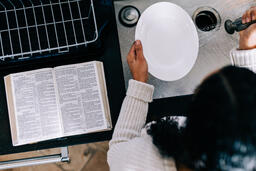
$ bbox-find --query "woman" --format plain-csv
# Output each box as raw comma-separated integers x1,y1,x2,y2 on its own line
108,7,256,171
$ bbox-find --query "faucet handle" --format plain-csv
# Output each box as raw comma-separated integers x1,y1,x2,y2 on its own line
225,17,256,34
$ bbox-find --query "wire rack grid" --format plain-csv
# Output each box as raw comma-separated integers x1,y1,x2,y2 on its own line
0,0,98,61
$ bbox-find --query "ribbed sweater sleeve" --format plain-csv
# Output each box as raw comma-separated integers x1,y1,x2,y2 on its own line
107,80,178,171
230,48,256,72
109,79,154,146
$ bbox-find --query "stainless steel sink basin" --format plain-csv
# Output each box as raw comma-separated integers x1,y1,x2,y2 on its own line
114,0,255,99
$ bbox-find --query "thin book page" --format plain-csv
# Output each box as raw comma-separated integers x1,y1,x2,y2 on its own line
54,63,86,136
93,62,108,131
9,68,62,146
97,62,112,128
52,70,65,137
54,61,109,137
4,75,19,145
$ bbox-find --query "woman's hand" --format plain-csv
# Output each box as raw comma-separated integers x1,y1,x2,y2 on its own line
239,7,256,50
127,40,148,83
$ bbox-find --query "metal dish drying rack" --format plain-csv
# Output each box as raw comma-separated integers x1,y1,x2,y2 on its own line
0,0,98,61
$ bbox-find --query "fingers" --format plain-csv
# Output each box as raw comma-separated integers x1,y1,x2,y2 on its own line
127,40,145,63
242,13,246,24
242,7,256,24
242,10,251,23
127,42,136,63
134,40,145,61
252,9,256,21
242,9,251,23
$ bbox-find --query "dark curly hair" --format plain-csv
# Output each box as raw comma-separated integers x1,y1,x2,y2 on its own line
147,66,256,171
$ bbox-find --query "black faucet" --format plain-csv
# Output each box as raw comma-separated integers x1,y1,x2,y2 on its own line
225,17,256,34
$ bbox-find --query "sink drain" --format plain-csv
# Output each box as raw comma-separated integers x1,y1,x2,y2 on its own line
193,7,221,32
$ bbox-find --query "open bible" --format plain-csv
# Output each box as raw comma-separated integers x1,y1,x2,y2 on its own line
4,61,112,146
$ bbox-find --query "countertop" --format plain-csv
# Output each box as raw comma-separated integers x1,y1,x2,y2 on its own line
114,0,254,99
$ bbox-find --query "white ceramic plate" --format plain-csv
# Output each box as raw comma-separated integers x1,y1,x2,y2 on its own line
135,2,199,81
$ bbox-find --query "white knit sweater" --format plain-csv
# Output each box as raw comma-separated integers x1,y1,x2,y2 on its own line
107,48,256,171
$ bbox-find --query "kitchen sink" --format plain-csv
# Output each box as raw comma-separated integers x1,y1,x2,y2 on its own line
114,0,255,99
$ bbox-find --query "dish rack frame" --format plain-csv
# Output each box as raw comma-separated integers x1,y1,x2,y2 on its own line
0,0,98,61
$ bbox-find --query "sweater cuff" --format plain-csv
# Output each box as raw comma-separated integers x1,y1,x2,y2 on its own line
126,79,154,102
230,48,256,72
